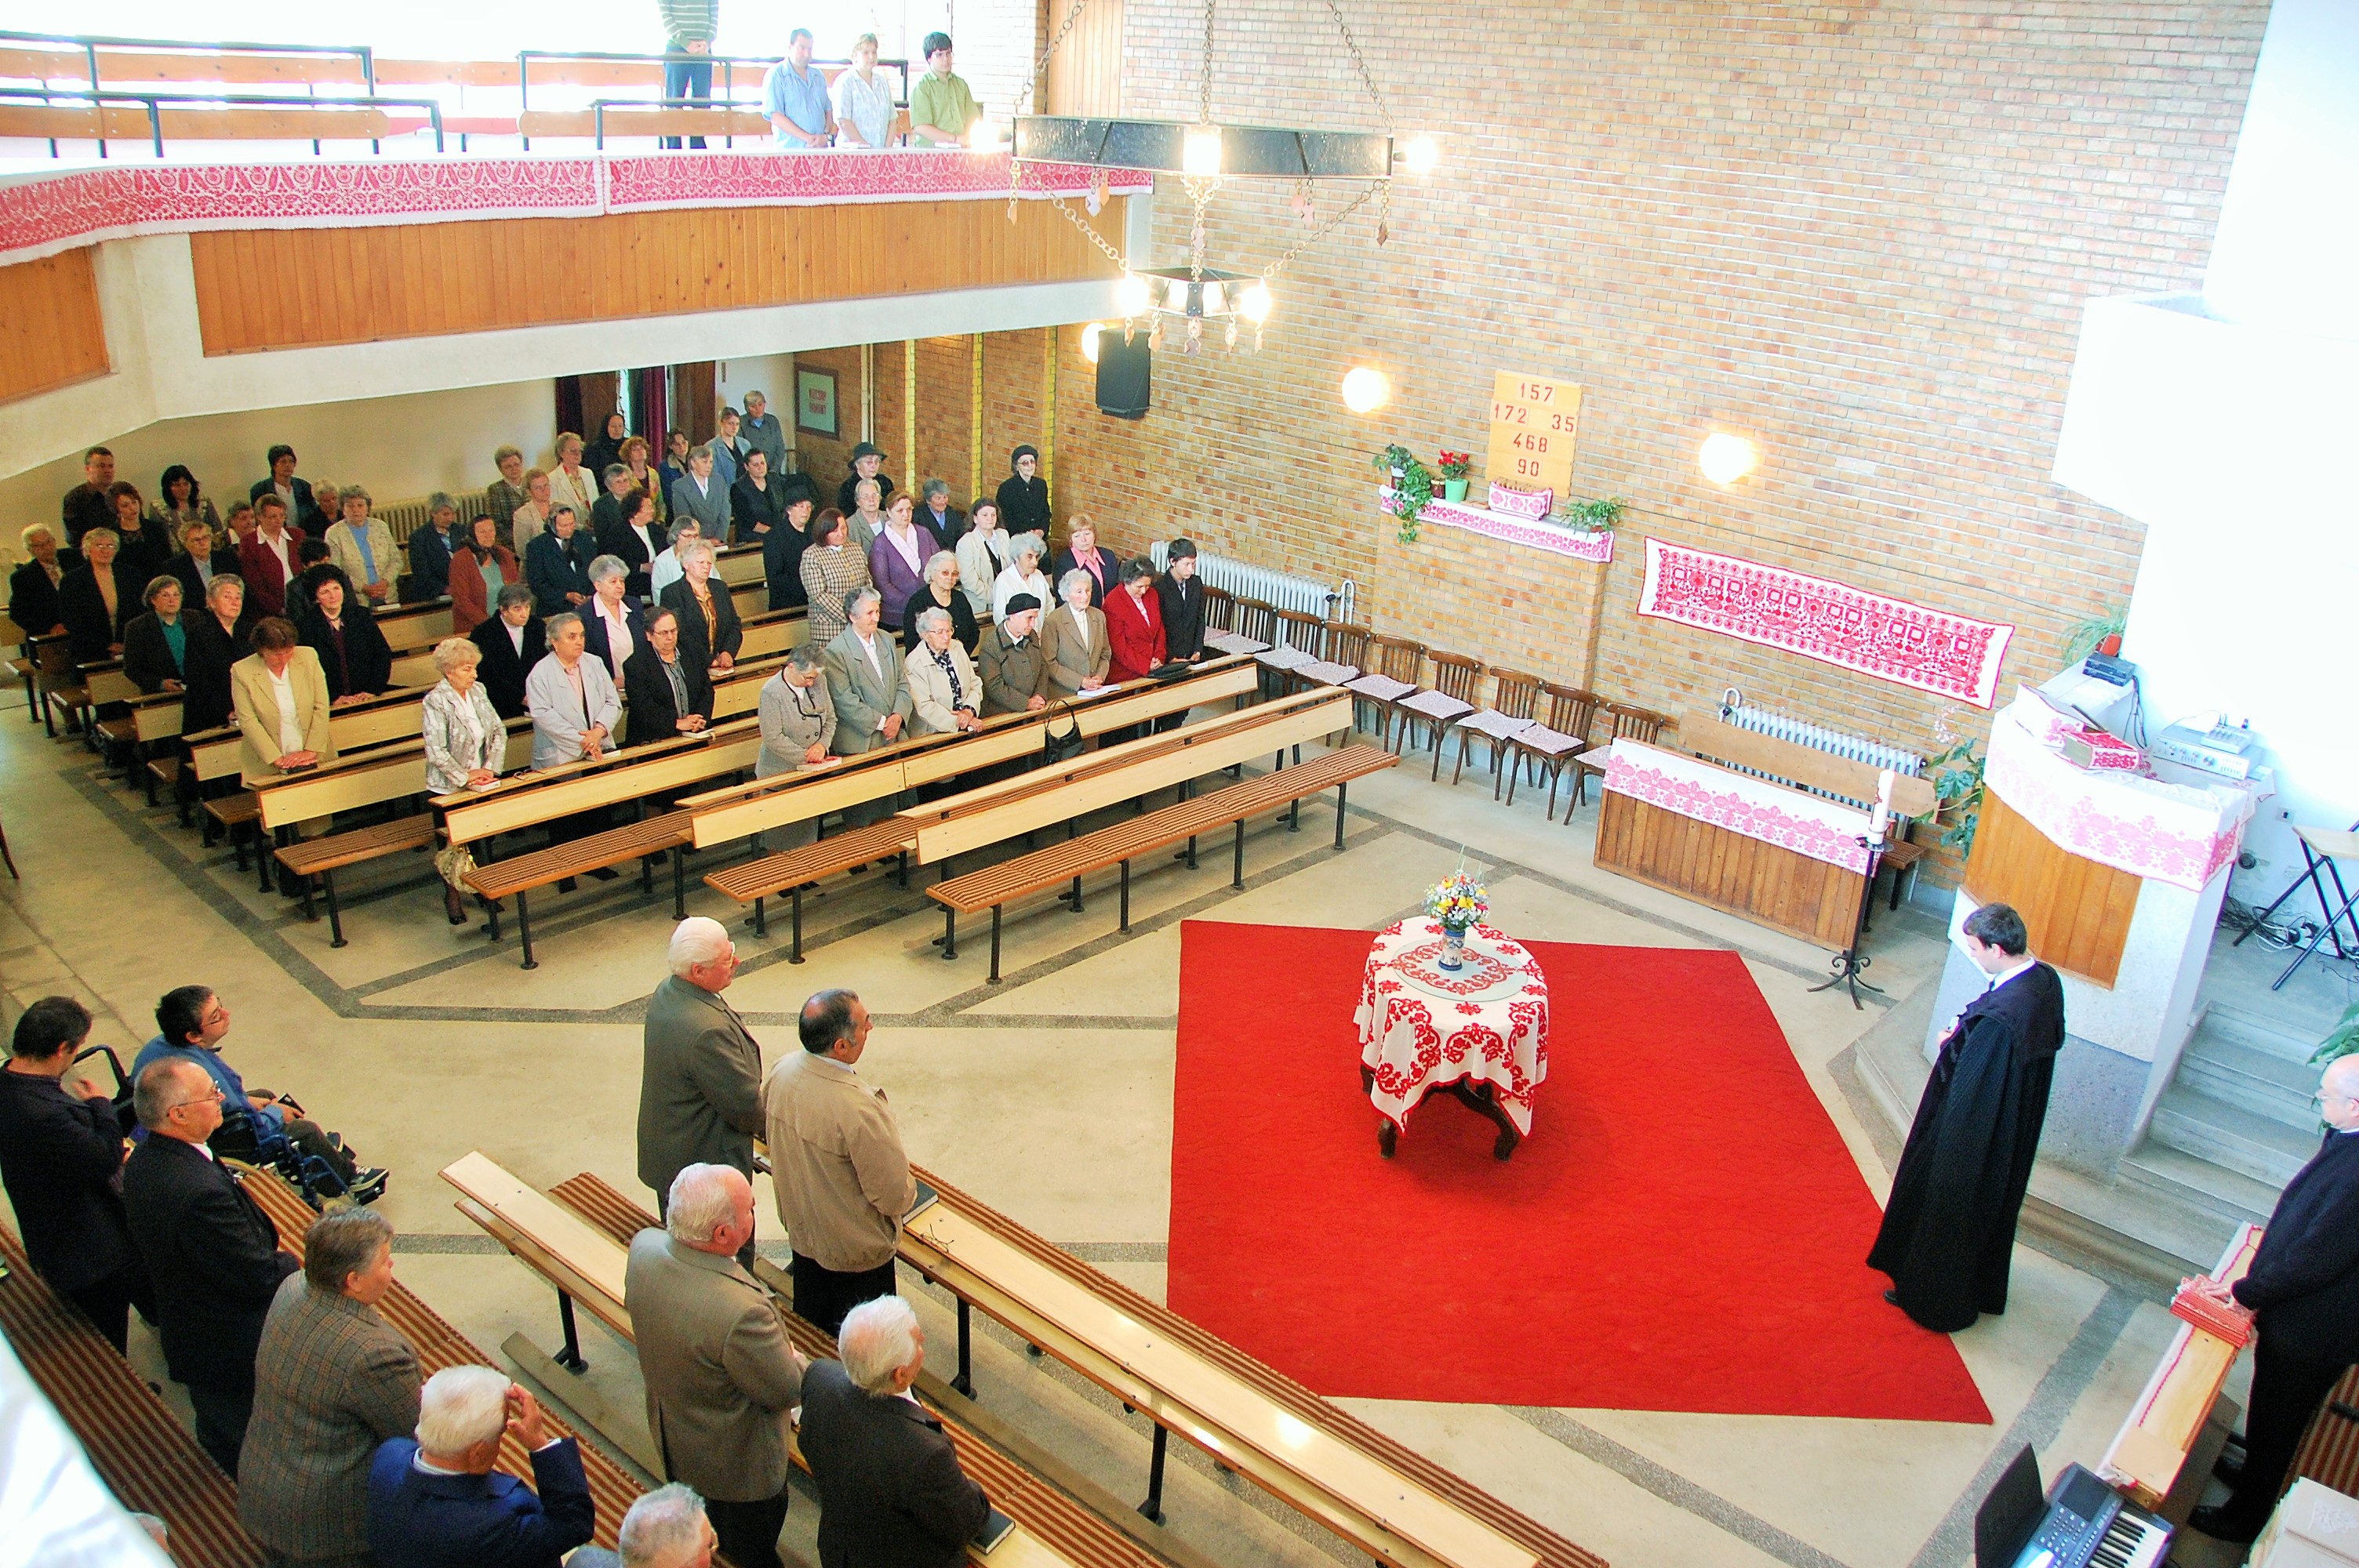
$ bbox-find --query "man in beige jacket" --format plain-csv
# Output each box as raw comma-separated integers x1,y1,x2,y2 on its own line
624,1163,807,1568
761,989,917,1336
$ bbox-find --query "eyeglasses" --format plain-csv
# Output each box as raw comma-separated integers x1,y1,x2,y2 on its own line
170,1086,227,1112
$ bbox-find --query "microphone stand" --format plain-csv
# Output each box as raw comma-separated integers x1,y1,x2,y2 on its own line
1810,831,1888,1009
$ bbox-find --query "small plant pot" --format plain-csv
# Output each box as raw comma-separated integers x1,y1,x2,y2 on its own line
2097,633,2123,657
1441,479,1469,501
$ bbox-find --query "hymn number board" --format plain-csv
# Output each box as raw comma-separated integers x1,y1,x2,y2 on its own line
1486,372,1582,495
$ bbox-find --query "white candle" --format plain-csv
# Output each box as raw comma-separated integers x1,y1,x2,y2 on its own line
1870,768,1896,840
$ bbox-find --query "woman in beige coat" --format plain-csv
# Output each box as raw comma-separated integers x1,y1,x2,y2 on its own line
903,607,985,736
1040,568,1110,699
231,616,336,786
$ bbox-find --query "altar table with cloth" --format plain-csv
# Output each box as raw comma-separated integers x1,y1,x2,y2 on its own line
1354,917,1549,1160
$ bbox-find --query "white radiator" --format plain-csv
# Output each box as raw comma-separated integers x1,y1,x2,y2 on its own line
375,489,490,548
1150,543,1355,624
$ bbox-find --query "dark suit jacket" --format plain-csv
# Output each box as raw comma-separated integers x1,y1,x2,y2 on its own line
63,483,113,547
2236,1128,2359,1364
659,579,741,673
296,607,395,700
0,1069,141,1293
1050,545,1120,609
249,477,322,535
365,1436,595,1568
623,645,714,746
995,473,1050,536
59,561,139,662
9,558,67,637
122,611,191,695
166,548,245,611
764,517,810,612
800,1359,989,1568
595,516,670,601
121,1134,299,1386
637,975,765,1198
406,524,456,602
182,612,253,734
730,475,790,544
580,598,649,687
524,530,594,618
919,505,969,550
470,615,546,721
1157,572,1206,660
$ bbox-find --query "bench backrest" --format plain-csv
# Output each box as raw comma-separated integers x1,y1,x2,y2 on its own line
1678,710,1936,817
438,717,761,847
376,599,455,652
256,721,533,832
187,686,434,782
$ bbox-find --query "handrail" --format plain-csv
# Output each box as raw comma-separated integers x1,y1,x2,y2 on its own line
0,85,444,155
518,46,909,150
587,96,770,151
0,29,379,154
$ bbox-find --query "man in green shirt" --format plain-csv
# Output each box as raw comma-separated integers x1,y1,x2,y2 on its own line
908,31,981,147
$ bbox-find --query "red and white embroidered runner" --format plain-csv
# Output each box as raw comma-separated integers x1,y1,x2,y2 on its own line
1637,539,2014,708
1603,739,1874,873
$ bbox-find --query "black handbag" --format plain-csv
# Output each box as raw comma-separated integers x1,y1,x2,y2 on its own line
1042,701,1086,765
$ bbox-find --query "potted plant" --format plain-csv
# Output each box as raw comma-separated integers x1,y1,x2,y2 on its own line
1925,735,1985,855
1436,450,1472,503
2062,608,2128,664
1558,496,1627,534
1374,445,1434,543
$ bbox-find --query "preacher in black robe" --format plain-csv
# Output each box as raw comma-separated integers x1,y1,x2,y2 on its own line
1869,902,2063,1333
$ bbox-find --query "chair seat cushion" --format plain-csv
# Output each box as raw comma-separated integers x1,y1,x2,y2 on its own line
1512,724,1584,758
1256,646,1314,670
1204,632,1270,655
1343,673,1417,702
1298,659,1361,686
1397,689,1474,721
1454,709,1535,741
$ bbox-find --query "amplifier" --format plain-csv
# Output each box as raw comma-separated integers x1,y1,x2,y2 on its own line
2152,721,2257,780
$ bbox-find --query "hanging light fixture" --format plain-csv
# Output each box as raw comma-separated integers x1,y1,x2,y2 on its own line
1341,367,1390,414
1081,323,1105,365
1699,432,1761,486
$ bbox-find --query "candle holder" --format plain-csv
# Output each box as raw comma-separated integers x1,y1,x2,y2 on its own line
1810,832,1888,1009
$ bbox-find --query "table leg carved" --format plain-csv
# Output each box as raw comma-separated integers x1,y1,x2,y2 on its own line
1361,1065,1518,1160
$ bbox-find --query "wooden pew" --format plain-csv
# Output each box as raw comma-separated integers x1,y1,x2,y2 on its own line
439,1154,1180,1568
2099,1222,2263,1514
376,598,455,652
716,543,767,586
0,1223,269,1568
30,633,87,736
738,608,809,662
2,609,34,721
0,103,403,143
900,1167,1604,1568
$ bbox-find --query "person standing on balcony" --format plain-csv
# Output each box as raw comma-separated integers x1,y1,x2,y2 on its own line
908,33,979,147
762,28,834,151
832,33,896,149
658,0,717,151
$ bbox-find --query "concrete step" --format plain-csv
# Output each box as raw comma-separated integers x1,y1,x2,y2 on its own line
2118,1140,2282,1229
2201,1000,2335,1065
2147,1085,2322,1187
2176,1034,2323,1127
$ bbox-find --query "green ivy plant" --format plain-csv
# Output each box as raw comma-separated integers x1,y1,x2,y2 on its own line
1558,496,1628,532
2061,608,2128,666
1374,445,1434,543
1925,735,1986,855
2311,1004,2359,1069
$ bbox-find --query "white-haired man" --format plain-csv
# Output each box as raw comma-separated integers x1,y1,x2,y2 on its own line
618,1484,716,1568
625,1165,806,1568
365,1366,594,1568
800,1296,989,1568
638,918,767,1236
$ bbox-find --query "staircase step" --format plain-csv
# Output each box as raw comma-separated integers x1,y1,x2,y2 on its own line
2147,1086,2321,1187
2201,1001,2335,1065
2119,1140,2282,1228
2177,1035,2323,1127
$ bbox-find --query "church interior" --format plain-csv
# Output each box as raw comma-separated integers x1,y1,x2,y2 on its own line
3,2,2357,1566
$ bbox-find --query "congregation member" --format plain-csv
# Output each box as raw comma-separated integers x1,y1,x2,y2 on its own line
63,445,118,544
1052,516,1120,605
868,492,940,632
238,1208,421,1568
591,462,638,539
298,575,394,706
122,575,193,695
907,32,980,147
671,443,729,543
586,410,631,480
133,984,380,1200
762,492,814,612
423,637,510,919
1870,902,2060,1332
123,1056,302,1475
620,435,669,527
835,440,893,517
151,463,220,534
222,499,259,546
661,538,741,674
845,476,887,552
625,1164,807,1568
311,484,343,536
289,539,344,618
754,642,835,811
764,989,915,1334
656,430,695,506
732,447,790,543
990,532,1050,621
658,0,717,149
2183,1051,2359,1544
509,470,556,556
638,918,765,1224
905,608,984,739
800,509,874,646
107,483,169,582
238,495,305,617
366,1368,595,1568
918,477,967,547
60,528,136,661
325,486,396,605
468,585,544,720
740,390,788,474
168,517,244,605
995,444,1050,536
954,497,1008,615
449,514,519,635
251,445,322,534
1105,557,1169,682
525,613,620,773
406,494,462,601
831,32,896,148
980,593,1049,715
710,407,747,488
548,433,599,520
231,619,336,834
901,550,979,655
763,27,834,149
583,555,649,682
801,1295,991,1568
525,502,594,615
608,1486,716,1568
0,996,153,1355
1042,569,1110,697
624,608,714,745
181,575,255,734
823,590,912,825
485,446,531,548
603,488,671,602
10,523,69,636
649,517,703,601
1157,536,1207,663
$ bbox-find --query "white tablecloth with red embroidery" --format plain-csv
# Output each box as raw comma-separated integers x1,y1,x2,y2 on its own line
1353,919,1549,1135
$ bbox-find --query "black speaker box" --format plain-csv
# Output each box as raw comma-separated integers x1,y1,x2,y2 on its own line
1096,335,1151,419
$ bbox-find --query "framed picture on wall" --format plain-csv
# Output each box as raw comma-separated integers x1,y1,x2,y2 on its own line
796,367,838,437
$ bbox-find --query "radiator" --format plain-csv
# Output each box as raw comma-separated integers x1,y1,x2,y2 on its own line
1150,543,1356,624
374,489,490,549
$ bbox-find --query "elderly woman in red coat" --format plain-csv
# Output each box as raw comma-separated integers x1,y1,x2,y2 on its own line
1103,554,1168,684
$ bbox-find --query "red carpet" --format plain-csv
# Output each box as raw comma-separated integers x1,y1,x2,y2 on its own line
1169,921,1991,1423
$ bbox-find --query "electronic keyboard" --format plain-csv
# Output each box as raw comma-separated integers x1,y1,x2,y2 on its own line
2004,1463,2171,1568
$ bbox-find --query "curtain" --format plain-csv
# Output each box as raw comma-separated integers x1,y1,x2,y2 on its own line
634,366,669,463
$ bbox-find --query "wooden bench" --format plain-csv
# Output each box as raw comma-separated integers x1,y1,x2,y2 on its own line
703,818,916,959
1,610,33,722
205,792,268,882
2099,1221,2262,1512
928,745,1398,982
0,1223,270,1566
463,811,695,968
31,634,86,737
900,1166,1606,1568
275,816,437,946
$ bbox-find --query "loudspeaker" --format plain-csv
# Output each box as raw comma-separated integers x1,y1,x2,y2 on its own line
1096,335,1151,419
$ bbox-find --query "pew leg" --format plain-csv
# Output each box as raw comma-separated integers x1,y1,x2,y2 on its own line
988,906,1002,985
297,865,317,924
1068,873,1085,913
1233,819,1246,890
323,869,347,949
790,887,804,964
941,908,958,960
896,849,908,887
483,897,500,940
673,849,686,920
642,851,654,896
1335,782,1349,851
751,895,767,938
1118,860,1130,932
554,1291,587,1373
1289,794,1300,831
1185,833,1198,869
951,1299,976,1399
515,892,538,970
1140,1423,1169,1525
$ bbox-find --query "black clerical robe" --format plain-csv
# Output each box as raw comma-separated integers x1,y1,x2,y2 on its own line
1867,960,2064,1332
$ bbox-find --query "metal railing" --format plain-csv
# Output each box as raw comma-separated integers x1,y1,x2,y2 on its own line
0,29,380,154
0,85,445,157
518,48,909,150
587,96,765,151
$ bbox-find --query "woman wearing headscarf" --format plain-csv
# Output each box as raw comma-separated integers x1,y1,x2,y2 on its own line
995,445,1051,536
447,514,518,635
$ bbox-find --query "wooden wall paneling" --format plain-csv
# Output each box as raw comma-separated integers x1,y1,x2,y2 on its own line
1045,0,1124,116
1961,786,2140,986
0,246,111,406
1595,789,1861,949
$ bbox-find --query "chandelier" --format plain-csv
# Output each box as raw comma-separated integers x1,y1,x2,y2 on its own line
1007,0,1437,354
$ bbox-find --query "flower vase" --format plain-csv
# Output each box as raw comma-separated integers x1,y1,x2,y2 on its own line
1438,922,1470,971
1441,479,1469,502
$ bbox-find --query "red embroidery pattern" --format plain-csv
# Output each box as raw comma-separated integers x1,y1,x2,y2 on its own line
1355,919,1550,1135
1983,701,2248,891
1604,746,1872,873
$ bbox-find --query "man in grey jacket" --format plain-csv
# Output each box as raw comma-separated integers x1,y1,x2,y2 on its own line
638,919,766,1237
626,1164,807,1568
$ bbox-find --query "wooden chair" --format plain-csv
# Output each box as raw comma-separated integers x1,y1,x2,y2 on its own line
1308,620,1370,722
1395,652,1484,769
1449,666,1543,793
1505,683,1598,820
1344,636,1424,749
1568,701,1674,813
1232,596,1277,648
1202,583,1235,631
1259,608,1325,702
32,637,88,739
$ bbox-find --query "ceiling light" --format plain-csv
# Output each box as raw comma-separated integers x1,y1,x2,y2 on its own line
1341,366,1390,414
1183,125,1223,177
1081,323,1103,365
1699,432,1760,486
1240,281,1274,324
1115,273,1152,316
1403,135,1439,175
966,118,1001,149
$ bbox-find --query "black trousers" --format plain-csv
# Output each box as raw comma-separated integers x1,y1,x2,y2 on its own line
282,1115,358,1183
704,1489,788,1568
65,1261,155,1356
790,1253,898,1338
2219,1335,2350,1532
185,1368,257,1477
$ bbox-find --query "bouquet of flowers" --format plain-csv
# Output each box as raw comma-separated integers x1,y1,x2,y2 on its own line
1426,871,1488,931
1435,450,1473,481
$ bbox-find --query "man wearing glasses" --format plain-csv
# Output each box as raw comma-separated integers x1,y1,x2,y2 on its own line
638,918,767,1266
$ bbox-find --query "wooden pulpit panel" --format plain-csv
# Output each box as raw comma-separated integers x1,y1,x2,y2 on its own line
1961,786,2141,986
1595,789,1862,948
